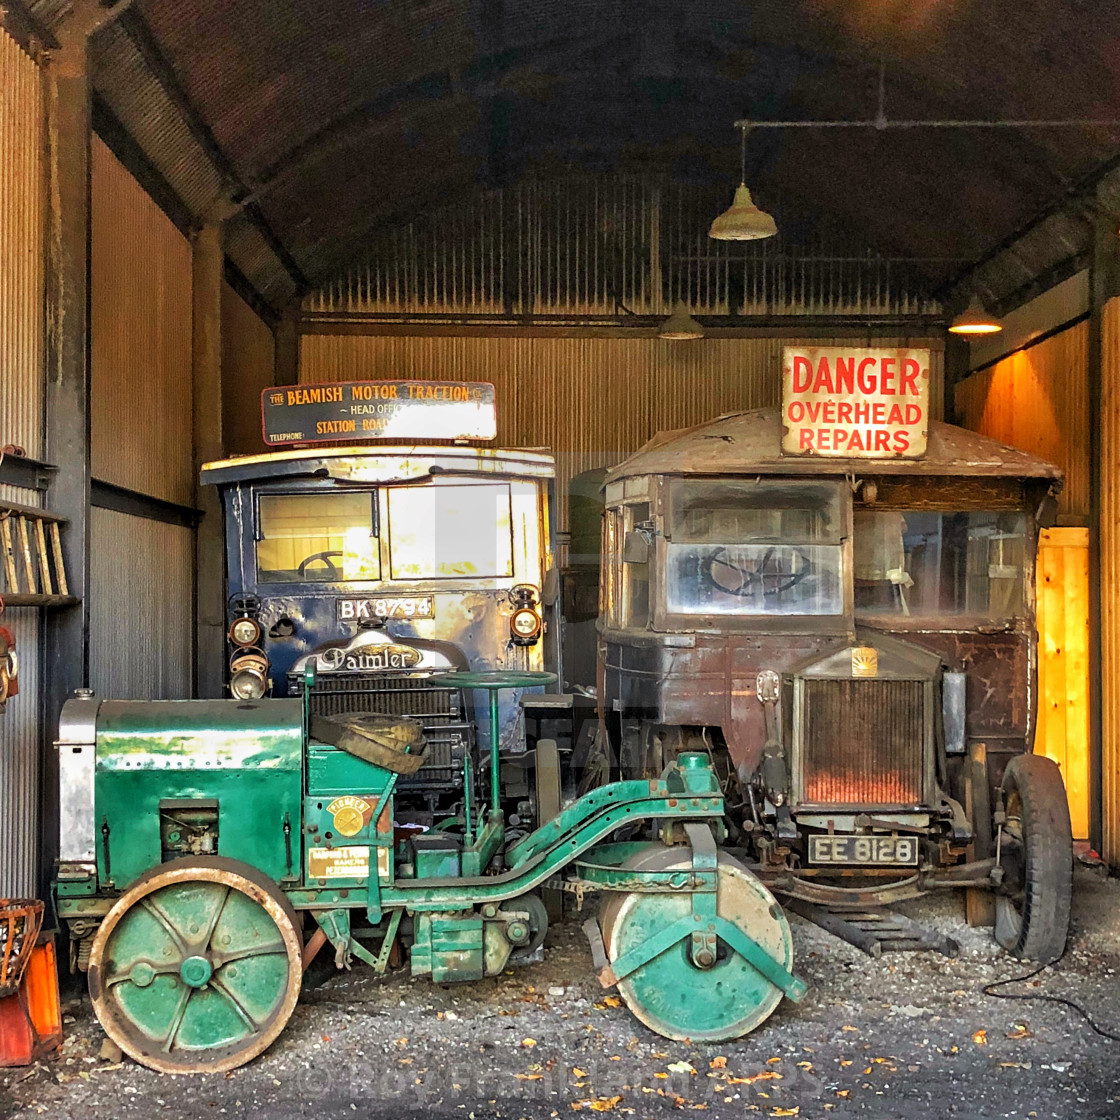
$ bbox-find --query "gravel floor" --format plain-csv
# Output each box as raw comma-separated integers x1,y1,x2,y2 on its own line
4,866,1119,1120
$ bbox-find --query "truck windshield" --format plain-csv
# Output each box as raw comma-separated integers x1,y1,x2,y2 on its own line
665,479,844,617
854,510,1027,619
387,482,514,579
257,491,379,583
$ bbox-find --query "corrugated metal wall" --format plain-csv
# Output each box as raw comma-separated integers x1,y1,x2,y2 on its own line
91,136,194,506
1100,296,1120,866
89,136,195,697
308,176,938,319
222,280,275,456
300,334,943,533
0,26,45,897
88,509,193,698
954,322,1089,521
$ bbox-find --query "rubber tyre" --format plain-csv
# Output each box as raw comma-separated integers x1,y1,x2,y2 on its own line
995,754,1073,965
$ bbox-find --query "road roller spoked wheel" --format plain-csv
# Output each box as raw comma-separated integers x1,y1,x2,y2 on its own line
88,857,304,1073
598,848,795,1042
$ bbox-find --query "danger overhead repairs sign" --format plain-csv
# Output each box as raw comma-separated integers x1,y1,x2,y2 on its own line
781,346,930,459
261,380,497,445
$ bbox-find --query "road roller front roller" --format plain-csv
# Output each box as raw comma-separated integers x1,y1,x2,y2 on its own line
583,826,806,1042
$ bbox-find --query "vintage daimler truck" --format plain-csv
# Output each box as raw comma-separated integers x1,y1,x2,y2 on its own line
198,442,560,826
598,404,1072,964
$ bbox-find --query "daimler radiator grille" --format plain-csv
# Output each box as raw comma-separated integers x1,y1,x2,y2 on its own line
292,671,471,790
799,678,925,805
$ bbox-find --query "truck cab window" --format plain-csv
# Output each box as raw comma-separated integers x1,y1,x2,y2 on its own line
665,480,844,617
257,492,379,583
622,503,651,627
387,482,514,580
854,510,1027,619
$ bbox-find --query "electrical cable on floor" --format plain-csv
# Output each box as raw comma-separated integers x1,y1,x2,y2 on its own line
982,949,1120,1042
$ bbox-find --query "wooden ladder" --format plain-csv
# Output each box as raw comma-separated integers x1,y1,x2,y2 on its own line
0,501,75,608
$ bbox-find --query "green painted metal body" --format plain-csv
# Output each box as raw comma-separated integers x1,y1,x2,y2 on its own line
93,700,304,889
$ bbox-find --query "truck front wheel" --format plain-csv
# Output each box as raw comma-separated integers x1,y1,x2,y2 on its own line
994,754,1073,965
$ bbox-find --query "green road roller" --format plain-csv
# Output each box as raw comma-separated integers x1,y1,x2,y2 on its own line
54,669,804,1073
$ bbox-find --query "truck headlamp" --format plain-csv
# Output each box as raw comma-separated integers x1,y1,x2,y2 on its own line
510,606,542,644
229,651,269,700
228,616,263,648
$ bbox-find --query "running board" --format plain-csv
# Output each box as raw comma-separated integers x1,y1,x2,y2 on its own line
786,899,960,958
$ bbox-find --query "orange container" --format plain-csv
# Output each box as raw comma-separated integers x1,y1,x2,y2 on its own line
0,936,62,1067
24,939,62,1046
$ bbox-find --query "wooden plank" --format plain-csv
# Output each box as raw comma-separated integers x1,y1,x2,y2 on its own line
0,594,79,608
49,521,68,596
1059,534,1091,839
34,517,53,595
1038,537,1068,778
16,515,36,595
0,515,19,593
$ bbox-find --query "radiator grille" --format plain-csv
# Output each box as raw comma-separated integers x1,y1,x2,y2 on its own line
292,671,472,791
798,678,926,806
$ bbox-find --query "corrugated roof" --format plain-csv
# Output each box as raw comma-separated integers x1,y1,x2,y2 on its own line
32,0,1120,308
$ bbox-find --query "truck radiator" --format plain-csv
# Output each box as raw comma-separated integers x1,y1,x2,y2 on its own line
292,671,472,791
797,678,926,806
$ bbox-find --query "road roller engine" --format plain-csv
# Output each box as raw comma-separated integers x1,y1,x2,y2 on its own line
54,668,805,1073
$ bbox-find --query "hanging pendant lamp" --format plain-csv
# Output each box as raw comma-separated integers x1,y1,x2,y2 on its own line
709,125,777,241
658,300,704,340
948,295,1002,335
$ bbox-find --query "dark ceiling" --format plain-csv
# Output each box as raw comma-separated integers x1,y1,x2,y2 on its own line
31,0,1120,312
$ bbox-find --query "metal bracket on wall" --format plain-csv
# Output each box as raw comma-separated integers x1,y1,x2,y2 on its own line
0,450,57,493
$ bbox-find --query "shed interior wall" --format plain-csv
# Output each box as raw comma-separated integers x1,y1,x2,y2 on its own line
954,321,1089,523
91,136,194,507
0,27,44,898
222,280,276,457
298,333,944,534
89,136,195,700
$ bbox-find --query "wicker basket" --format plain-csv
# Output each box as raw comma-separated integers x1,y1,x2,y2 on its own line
0,899,43,998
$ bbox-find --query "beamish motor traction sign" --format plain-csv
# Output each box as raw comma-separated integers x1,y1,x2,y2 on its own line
781,346,930,459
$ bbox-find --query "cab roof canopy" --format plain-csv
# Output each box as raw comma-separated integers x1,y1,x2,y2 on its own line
605,408,1063,485
200,444,555,487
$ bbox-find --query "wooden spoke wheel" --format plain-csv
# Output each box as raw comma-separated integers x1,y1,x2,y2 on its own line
88,857,303,1073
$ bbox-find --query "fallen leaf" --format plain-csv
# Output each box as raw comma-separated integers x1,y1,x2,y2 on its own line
727,1071,781,1085
321,1035,331,1043
515,1074,543,1081
603,996,622,1008
797,1061,813,1070
835,1090,850,1099
842,1025,859,1032
570,1096,623,1112
972,1030,987,1046
654,1073,669,1080
573,1068,588,1078
771,1110,800,1117
1006,1024,1033,1040
522,1038,538,1048
840,1060,853,1067
862,1068,872,1075
667,1061,696,1075
766,1057,782,1064
395,1037,408,1047
709,1057,727,1070
652,1051,670,1059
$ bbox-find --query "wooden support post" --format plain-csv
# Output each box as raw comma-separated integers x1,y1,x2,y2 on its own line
274,304,300,386
41,29,94,898
192,223,226,698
